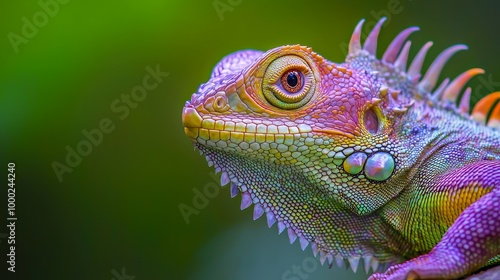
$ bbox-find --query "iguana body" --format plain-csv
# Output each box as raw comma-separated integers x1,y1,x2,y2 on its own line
182,18,500,279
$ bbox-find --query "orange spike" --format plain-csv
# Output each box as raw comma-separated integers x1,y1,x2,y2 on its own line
487,101,500,128
442,68,484,102
471,92,500,124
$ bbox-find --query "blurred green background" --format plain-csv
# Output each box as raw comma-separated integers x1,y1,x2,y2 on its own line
1,0,499,279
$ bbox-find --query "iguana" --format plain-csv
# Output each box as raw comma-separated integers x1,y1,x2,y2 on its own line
182,18,500,280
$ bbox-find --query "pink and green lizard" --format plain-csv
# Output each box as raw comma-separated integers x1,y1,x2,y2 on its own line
182,18,500,279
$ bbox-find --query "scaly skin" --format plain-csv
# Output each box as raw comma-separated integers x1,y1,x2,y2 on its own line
182,18,500,279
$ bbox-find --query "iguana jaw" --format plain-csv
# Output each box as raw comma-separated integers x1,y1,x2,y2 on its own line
193,142,405,272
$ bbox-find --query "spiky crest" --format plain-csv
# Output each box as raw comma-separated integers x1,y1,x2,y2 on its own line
347,18,500,129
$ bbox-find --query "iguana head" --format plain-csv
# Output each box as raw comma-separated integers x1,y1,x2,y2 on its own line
182,18,495,270
183,41,405,207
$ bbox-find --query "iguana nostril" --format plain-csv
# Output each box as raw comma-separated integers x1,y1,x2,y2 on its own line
364,152,395,181
204,91,230,113
215,97,224,107
213,94,229,112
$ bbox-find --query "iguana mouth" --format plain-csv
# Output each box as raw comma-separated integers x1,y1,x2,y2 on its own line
182,104,314,145
312,128,355,138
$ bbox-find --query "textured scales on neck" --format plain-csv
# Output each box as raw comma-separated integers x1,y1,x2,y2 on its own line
182,17,500,276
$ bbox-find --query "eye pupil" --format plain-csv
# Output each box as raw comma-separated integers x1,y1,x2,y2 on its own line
287,72,298,87
281,70,303,93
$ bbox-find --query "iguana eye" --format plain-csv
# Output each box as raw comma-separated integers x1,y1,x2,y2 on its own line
281,70,303,93
262,55,316,110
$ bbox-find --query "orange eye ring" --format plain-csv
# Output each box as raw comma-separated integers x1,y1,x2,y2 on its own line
281,70,303,93
261,55,317,110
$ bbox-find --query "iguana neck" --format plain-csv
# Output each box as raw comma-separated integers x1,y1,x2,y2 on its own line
197,143,410,263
